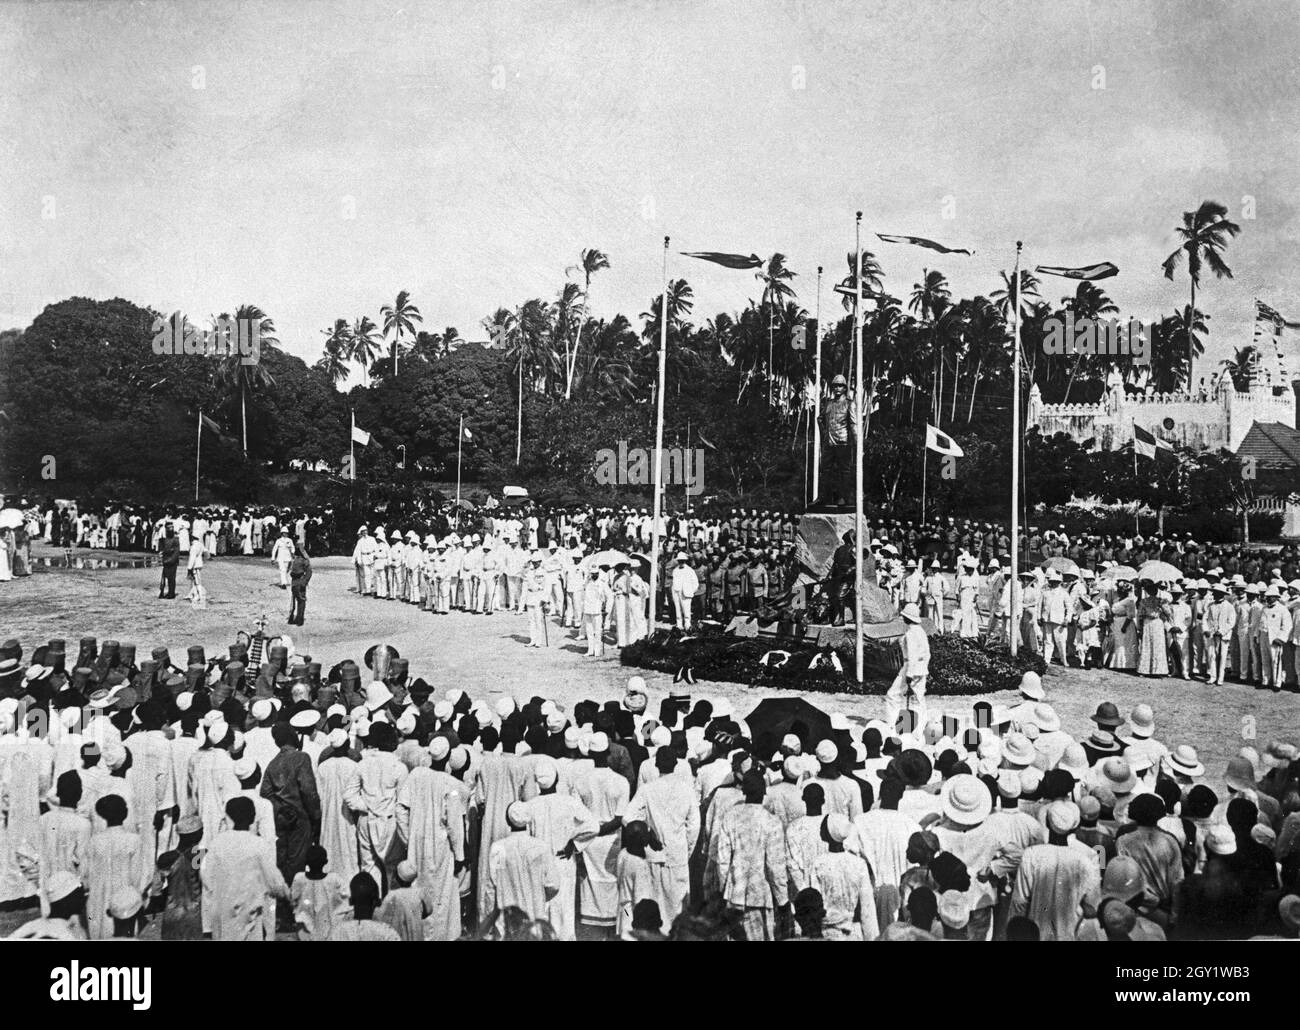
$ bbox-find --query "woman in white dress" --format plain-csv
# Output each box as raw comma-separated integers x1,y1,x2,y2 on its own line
1107,580,1139,671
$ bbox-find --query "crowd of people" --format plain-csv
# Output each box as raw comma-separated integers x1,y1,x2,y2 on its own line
0,633,1297,942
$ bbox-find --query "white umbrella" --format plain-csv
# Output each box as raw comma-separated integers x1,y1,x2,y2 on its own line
0,509,23,530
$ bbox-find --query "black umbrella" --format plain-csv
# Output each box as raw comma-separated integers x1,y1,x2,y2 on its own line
745,697,832,755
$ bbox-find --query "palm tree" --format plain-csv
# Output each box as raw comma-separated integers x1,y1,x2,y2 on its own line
1060,281,1119,402
215,304,278,455
961,296,1006,422
755,254,798,405
991,268,1040,321
641,279,694,408
380,290,423,377
1147,306,1208,393
1162,200,1241,380
552,282,582,394
316,319,352,386
909,270,951,423
563,248,610,400
1220,344,1260,392
483,308,522,463
840,250,884,312
349,316,380,386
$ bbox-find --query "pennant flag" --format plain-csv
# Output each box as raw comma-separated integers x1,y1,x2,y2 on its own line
1255,298,1300,330
924,424,963,457
1035,261,1119,281
833,281,884,299
696,430,718,451
199,413,220,433
351,424,371,446
876,233,972,256
680,251,763,269
1133,423,1172,459
462,425,473,442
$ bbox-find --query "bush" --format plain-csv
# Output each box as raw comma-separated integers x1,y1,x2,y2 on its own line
620,624,1037,697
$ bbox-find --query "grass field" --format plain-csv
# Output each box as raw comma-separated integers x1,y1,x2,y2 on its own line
1,542,1296,935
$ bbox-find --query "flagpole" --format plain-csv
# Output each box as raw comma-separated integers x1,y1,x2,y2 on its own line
812,265,823,504
685,419,691,519
1010,241,1023,657
456,414,464,512
649,235,670,633
854,212,865,684
194,410,202,502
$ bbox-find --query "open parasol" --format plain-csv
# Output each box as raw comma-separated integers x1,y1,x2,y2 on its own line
1040,556,1080,576
1136,560,1182,583
592,549,633,568
1100,564,1138,581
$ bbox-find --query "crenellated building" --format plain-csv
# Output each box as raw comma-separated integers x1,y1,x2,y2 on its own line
1028,366,1299,453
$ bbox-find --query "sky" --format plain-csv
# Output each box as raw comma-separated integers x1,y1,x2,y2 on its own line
2,0,1299,386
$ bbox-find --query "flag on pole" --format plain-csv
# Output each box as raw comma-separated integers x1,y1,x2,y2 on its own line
462,425,473,442
924,424,963,457
351,424,371,446
679,251,763,269
1035,261,1119,281
876,233,972,255
199,413,220,433
1133,423,1172,458
1255,298,1300,330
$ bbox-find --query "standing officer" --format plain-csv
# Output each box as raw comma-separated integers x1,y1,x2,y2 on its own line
288,543,312,626
158,522,180,599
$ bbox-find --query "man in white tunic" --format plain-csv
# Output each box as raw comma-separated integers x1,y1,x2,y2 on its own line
201,797,289,941
395,737,467,941
517,756,598,940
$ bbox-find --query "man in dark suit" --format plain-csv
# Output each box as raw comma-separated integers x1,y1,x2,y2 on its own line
158,524,180,599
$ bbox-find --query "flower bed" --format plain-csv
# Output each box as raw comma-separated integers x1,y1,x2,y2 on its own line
620,625,1043,696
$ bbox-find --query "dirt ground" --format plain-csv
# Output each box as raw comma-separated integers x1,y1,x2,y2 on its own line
2,542,1296,936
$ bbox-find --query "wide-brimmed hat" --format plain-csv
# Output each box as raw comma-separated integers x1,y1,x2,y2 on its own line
1002,733,1035,768
1127,704,1155,740
1017,671,1044,700
1098,756,1136,794
1164,744,1205,779
1058,743,1089,778
941,773,993,826
1223,756,1258,793
1028,703,1060,733
1091,702,1123,729
1087,729,1121,755
900,603,922,624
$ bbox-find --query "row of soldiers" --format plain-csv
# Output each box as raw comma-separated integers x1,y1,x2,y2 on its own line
349,525,651,652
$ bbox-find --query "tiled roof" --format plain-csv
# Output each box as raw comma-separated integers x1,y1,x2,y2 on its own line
1235,421,1300,467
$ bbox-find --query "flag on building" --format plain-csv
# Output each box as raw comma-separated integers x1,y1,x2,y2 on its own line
351,424,370,446
1035,261,1119,281
925,424,963,457
1133,422,1172,459
876,233,972,256
1255,298,1300,330
679,251,763,269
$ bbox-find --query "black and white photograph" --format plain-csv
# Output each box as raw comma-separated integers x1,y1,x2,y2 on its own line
0,0,1298,977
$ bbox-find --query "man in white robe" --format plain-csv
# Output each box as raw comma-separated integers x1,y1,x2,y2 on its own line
395,738,467,941
517,756,598,940
488,802,560,923
201,797,289,941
